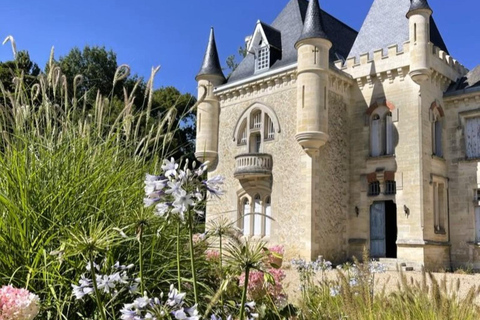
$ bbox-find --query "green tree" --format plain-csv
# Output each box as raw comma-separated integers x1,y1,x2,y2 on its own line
0,50,40,91
56,46,120,101
150,86,196,159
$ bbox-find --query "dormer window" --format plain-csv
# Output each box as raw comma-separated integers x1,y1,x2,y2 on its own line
256,46,270,71
248,21,282,74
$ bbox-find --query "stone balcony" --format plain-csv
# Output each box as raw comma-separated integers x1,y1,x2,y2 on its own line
234,153,273,180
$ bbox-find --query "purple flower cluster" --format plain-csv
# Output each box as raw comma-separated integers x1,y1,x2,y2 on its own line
144,158,224,222
120,285,199,320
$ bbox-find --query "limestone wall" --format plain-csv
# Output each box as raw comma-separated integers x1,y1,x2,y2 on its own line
444,95,480,269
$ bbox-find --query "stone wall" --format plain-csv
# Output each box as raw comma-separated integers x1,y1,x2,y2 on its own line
444,96,480,269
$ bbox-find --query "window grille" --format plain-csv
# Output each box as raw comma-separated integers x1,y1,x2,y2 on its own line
265,115,274,140
256,46,270,71
368,181,380,196
252,111,262,129
385,180,396,195
240,129,247,145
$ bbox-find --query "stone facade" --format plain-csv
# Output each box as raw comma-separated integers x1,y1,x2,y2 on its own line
195,0,480,271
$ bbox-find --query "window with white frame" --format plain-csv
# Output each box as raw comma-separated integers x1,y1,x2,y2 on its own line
239,194,272,237
432,178,447,234
234,104,279,151
431,107,443,157
465,117,480,159
370,108,394,157
256,46,270,72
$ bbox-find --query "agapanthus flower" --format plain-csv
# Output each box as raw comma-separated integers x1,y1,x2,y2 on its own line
162,158,178,177
203,175,225,198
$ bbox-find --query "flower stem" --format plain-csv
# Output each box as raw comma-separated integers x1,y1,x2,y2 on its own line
138,226,145,294
219,233,223,306
89,258,107,320
177,221,182,291
239,266,250,320
187,211,199,305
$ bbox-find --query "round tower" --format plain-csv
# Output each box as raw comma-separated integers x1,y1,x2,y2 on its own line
407,0,433,84
294,0,332,156
195,28,226,164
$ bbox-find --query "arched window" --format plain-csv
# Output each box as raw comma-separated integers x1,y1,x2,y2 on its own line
370,107,394,157
242,198,251,237
238,119,247,146
233,103,280,153
238,194,272,237
264,114,274,140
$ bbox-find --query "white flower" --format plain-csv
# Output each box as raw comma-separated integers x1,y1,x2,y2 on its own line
162,158,178,177
171,189,194,216
154,202,170,217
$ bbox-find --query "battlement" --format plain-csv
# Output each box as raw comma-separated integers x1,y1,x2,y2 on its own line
334,41,468,80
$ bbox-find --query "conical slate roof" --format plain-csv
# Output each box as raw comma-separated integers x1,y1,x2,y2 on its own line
228,0,357,83
196,28,226,82
296,0,329,45
348,0,447,59
407,0,432,16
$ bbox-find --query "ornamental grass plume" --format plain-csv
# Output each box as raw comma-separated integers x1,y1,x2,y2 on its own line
0,285,39,320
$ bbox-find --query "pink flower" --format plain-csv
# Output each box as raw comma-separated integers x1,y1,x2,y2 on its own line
0,285,40,320
238,268,286,302
205,250,220,262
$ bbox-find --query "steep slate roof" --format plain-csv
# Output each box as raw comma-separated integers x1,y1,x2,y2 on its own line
348,0,448,59
227,0,357,84
445,65,480,96
196,28,226,82
258,22,282,50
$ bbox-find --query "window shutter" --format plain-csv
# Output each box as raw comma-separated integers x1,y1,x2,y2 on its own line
371,118,381,157
466,118,480,158
386,114,394,155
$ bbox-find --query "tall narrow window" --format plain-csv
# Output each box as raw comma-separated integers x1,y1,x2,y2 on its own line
386,113,394,155
253,194,262,236
432,109,443,157
371,114,382,157
370,107,395,157
265,115,274,140
265,196,272,237
242,198,251,236
252,111,262,129
433,181,446,233
238,120,247,146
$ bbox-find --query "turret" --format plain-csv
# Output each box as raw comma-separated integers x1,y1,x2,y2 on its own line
295,0,332,156
407,0,433,84
195,28,226,164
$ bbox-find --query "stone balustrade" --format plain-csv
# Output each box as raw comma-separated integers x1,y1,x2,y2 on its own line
234,153,273,179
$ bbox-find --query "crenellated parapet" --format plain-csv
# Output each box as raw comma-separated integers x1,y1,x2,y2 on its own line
336,41,467,90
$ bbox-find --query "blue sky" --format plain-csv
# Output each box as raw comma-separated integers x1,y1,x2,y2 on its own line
0,0,478,95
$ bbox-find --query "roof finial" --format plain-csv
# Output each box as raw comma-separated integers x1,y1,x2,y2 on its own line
296,0,329,45
407,0,432,17
196,27,226,82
